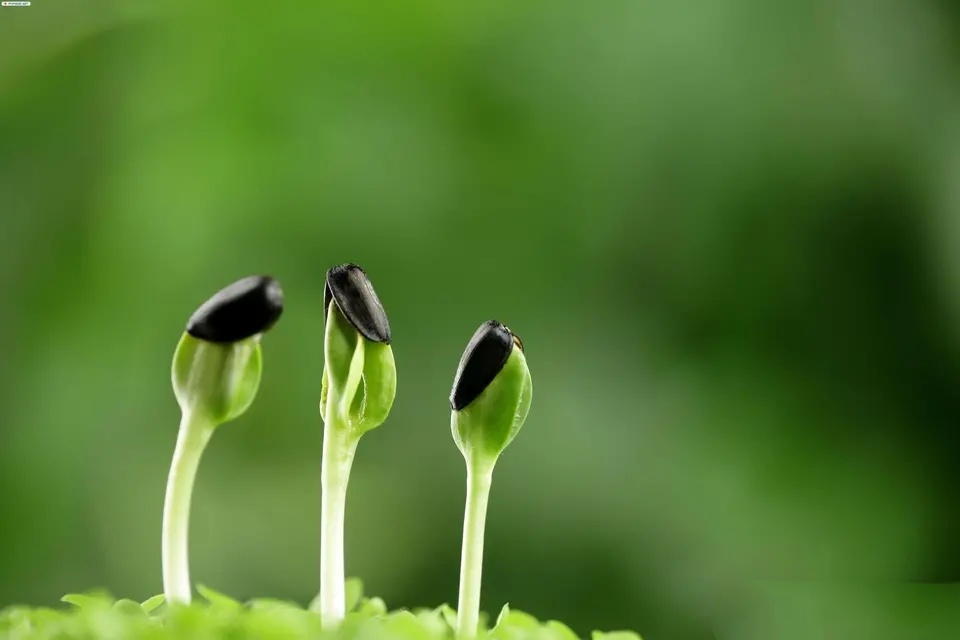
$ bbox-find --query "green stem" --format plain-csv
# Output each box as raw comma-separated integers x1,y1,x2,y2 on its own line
456,456,495,639
319,415,359,628
161,412,214,605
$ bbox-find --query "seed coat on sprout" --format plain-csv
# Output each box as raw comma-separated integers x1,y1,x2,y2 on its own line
186,275,284,343
324,264,391,344
450,320,522,411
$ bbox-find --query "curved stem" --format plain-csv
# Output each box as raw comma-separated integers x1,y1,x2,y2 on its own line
457,456,495,639
162,412,214,605
319,415,359,628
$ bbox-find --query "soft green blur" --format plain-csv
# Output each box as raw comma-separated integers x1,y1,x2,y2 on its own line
2,1,960,639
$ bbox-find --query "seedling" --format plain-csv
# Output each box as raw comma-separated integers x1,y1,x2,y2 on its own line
450,320,533,639
163,276,284,604
318,264,397,628
1,269,647,640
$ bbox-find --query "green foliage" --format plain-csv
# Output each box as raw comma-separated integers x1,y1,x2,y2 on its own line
0,584,642,640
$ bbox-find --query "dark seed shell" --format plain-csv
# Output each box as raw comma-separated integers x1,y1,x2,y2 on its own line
186,276,284,343
324,264,391,344
450,320,519,411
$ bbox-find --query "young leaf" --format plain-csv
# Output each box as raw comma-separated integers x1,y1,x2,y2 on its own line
309,578,365,618
592,632,644,640
490,608,540,640
243,606,323,638
500,609,540,629
196,584,241,611
494,604,511,629
61,592,114,610
414,607,450,636
383,610,435,640
339,611,371,638
246,598,302,612
356,597,388,616
438,604,458,632
140,594,166,613
546,621,581,640
113,599,146,616
345,578,364,612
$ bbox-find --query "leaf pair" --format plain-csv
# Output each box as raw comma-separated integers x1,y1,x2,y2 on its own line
60,591,165,615
320,264,396,434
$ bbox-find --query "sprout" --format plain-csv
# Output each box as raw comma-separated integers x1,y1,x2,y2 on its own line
318,264,397,628
163,275,284,605
450,320,532,638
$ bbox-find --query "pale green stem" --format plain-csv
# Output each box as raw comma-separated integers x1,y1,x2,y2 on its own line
319,414,359,629
162,412,214,605
457,456,495,639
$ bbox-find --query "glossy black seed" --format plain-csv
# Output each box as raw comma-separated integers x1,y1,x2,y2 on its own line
450,320,519,411
186,276,284,343
324,264,391,344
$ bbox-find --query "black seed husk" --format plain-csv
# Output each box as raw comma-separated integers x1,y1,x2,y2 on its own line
324,264,391,344
450,320,518,411
186,275,284,343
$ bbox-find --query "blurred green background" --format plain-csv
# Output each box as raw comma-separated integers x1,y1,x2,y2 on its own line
3,1,960,638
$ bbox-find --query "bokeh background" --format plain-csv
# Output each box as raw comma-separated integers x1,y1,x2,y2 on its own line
3,1,960,638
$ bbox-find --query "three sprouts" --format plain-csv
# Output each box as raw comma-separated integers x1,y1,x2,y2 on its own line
160,266,532,638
